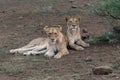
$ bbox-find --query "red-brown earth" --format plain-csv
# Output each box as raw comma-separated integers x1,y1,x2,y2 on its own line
0,0,120,80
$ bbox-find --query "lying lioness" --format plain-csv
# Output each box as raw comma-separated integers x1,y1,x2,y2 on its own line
10,25,69,59
65,16,89,50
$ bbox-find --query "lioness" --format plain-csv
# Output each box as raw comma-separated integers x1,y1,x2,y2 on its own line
65,16,89,50
10,26,69,59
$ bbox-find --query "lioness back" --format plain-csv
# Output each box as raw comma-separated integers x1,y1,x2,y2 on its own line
28,37,48,46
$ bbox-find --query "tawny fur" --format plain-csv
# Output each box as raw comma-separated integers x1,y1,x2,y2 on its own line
10,26,69,59
65,16,90,50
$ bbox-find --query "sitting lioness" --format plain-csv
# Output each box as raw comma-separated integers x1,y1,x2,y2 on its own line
65,16,89,50
10,25,69,59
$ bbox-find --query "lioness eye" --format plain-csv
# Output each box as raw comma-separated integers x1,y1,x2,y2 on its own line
55,33,57,35
48,33,51,35
75,21,78,23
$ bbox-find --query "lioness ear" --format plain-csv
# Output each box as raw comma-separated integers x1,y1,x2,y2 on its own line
58,25,62,31
44,26,49,32
65,16,70,22
77,16,81,21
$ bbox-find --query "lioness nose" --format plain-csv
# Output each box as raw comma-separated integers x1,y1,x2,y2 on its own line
72,25,76,27
51,39,54,41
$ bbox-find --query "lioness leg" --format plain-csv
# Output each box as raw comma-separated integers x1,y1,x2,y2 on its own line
10,38,47,54
44,49,55,58
69,40,84,50
10,44,35,54
54,47,69,59
10,44,46,54
23,44,47,55
76,39,89,47
23,49,48,56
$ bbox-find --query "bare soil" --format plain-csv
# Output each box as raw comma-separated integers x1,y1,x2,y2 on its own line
0,0,120,80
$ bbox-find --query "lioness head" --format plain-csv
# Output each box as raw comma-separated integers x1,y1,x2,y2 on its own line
44,25,62,43
65,16,80,30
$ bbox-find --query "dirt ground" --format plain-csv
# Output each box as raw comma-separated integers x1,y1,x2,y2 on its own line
0,0,120,80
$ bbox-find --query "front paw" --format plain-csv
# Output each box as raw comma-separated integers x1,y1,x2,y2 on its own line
10,49,17,54
76,46,84,51
54,54,62,59
83,43,90,47
44,53,54,58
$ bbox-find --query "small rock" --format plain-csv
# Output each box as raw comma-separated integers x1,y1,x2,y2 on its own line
82,28,90,39
84,3,91,7
0,20,3,23
69,0,74,3
82,28,88,33
17,25,23,28
18,16,23,19
116,77,119,79
1,11,5,13
42,6,53,12
85,56,92,62
92,66,113,75
12,10,16,12
9,73,14,76
24,24,26,27
40,22,43,26
71,5,77,8
3,24,8,28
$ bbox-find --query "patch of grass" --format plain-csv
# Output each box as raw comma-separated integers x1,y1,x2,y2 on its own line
27,73,91,80
71,74,81,80
98,31,118,43
85,37,99,44
108,58,120,71
10,55,26,61
111,63,120,70
27,76,42,80
55,74,82,80
113,25,120,34
86,32,119,44
28,74,82,80
40,67,58,73
94,0,120,19
42,0,58,4
86,31,120,44
108,73,117,77
27,76,52,80
0,62,25,74
48,0,58,3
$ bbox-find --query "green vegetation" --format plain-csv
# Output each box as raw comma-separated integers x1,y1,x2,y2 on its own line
85,37,99,44
94,0,120,19
91,0,120,43
48,0,58,3
86,30,120,44
108,73,117,77
113,25,120,33
0,62,25,74
98,31,118,43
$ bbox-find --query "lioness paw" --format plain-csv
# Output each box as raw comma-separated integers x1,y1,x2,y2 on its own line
76,46,84,51
54,54,62,59
23,52,31,56
44,53,54,58
10,49,17,53
83,43,90,47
